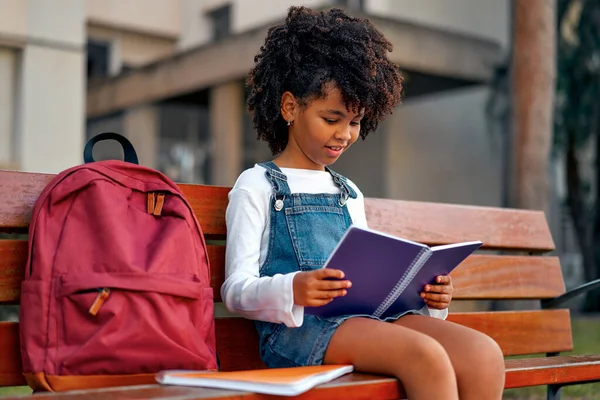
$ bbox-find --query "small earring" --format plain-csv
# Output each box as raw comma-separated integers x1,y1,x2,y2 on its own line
287,120,294,126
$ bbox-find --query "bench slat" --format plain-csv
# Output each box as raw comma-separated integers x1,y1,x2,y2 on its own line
446,309,573,355
215,310,574,366
504,355,600,389
0,240,566,305
215,311,574,365
0,310,573,386
1,171,555,251
0,384,263,400
0,240,27,305
215,318,264,372
0,374,404,400
451,254,565,299
210,252,565,301
3,357,600,400
365,198,555,251
0,171,230,238
0,172,53,233
0,241,228,304
0,322,24,386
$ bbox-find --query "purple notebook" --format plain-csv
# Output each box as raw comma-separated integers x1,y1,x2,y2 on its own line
305,225,483,319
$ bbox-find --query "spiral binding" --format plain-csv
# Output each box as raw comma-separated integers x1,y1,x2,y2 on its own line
373,247,432,318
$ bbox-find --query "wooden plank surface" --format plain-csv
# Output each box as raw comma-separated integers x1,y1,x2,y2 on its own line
0,373,403,400
0,240,565,305
0,171,53,232
0,240,27,304
365,197,555,251
215,318,264,372
1,171,554,250
0,322,25,386
215,311,574,364
212,253,565,302
0,309,574,387
450,254,565,299
504,355,600,389
446,309,573,355
0,242,227,304
2,356,600,399
0,319,264,386
0,171,230,237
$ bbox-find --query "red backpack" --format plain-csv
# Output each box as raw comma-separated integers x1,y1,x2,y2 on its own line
19,133,217,392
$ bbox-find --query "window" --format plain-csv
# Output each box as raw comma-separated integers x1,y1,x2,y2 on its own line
207,5,231,42
86,40,111,80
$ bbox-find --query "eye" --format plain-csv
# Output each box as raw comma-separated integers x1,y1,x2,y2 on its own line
350,121,361,127
324,118,338,124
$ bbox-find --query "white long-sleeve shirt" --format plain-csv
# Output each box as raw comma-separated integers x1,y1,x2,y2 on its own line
221,164,448,327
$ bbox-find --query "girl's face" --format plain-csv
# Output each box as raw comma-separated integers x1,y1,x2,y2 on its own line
279,86,363,170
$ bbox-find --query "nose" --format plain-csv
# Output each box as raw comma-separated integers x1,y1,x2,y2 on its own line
335,125,352,141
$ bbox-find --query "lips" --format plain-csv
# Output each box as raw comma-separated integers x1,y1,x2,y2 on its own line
325,145,345,158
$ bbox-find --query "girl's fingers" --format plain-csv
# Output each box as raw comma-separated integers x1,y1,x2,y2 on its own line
316,279,352,290
312,288,348,300
315,268,345,280
424,283,452,294
424,299,449,309
421,292,451,303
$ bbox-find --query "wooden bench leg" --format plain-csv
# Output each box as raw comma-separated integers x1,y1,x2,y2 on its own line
547,384,561,400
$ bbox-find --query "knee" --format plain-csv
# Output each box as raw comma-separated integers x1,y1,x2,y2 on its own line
478,334,505,376
458,332,505,385
410,335,455,377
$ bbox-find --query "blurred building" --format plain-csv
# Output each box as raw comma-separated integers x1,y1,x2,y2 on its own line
0,0,509,208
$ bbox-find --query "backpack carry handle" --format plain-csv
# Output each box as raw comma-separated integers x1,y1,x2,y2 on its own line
84,132,139,165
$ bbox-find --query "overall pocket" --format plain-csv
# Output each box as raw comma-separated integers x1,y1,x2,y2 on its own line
285,205,347,269
54,273,215,375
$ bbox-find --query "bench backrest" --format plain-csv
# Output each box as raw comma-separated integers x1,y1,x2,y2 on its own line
0,170,570,387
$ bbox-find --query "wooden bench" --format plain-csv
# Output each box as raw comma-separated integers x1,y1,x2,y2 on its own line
1,169,600,400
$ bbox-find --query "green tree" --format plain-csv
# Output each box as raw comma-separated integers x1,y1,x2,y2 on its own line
555,0,600,311
488,0,600,310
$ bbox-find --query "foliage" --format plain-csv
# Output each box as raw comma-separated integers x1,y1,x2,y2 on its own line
488,0,600,310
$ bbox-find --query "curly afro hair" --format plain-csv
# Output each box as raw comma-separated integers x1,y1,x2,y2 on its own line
246,6,403,155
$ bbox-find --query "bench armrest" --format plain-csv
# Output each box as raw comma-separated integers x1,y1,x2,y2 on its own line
541,278,600,309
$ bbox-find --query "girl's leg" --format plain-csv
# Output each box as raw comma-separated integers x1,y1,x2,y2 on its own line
323,317,459,400
394,315,505,400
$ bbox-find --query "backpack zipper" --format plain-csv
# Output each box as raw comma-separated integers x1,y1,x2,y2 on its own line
88,288,111,316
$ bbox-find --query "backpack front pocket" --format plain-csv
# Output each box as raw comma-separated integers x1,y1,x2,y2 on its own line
54,273,215,375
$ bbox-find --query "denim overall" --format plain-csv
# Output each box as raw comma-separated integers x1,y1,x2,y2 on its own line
255,162,420,368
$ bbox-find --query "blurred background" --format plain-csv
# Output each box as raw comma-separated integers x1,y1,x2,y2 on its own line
0,0,599,397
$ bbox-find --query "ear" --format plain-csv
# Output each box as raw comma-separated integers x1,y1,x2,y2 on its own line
280,91,297,124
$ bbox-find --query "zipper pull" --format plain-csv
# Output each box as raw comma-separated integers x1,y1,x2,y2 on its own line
88,288,110,316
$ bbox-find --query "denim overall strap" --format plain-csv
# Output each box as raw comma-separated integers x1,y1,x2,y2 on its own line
325,166,358,206
258,162,291,199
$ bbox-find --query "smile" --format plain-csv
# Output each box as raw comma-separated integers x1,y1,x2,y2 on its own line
325,146,345,157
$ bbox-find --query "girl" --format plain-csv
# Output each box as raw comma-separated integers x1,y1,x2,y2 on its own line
221,6,505,399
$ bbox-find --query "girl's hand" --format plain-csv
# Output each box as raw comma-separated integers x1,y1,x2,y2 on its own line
421,275,453,309
293,268,352,307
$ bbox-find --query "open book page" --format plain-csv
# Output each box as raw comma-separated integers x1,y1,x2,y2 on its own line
381,240,483,319
156,365,354,396
305,225,427,318
305,225,483,319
